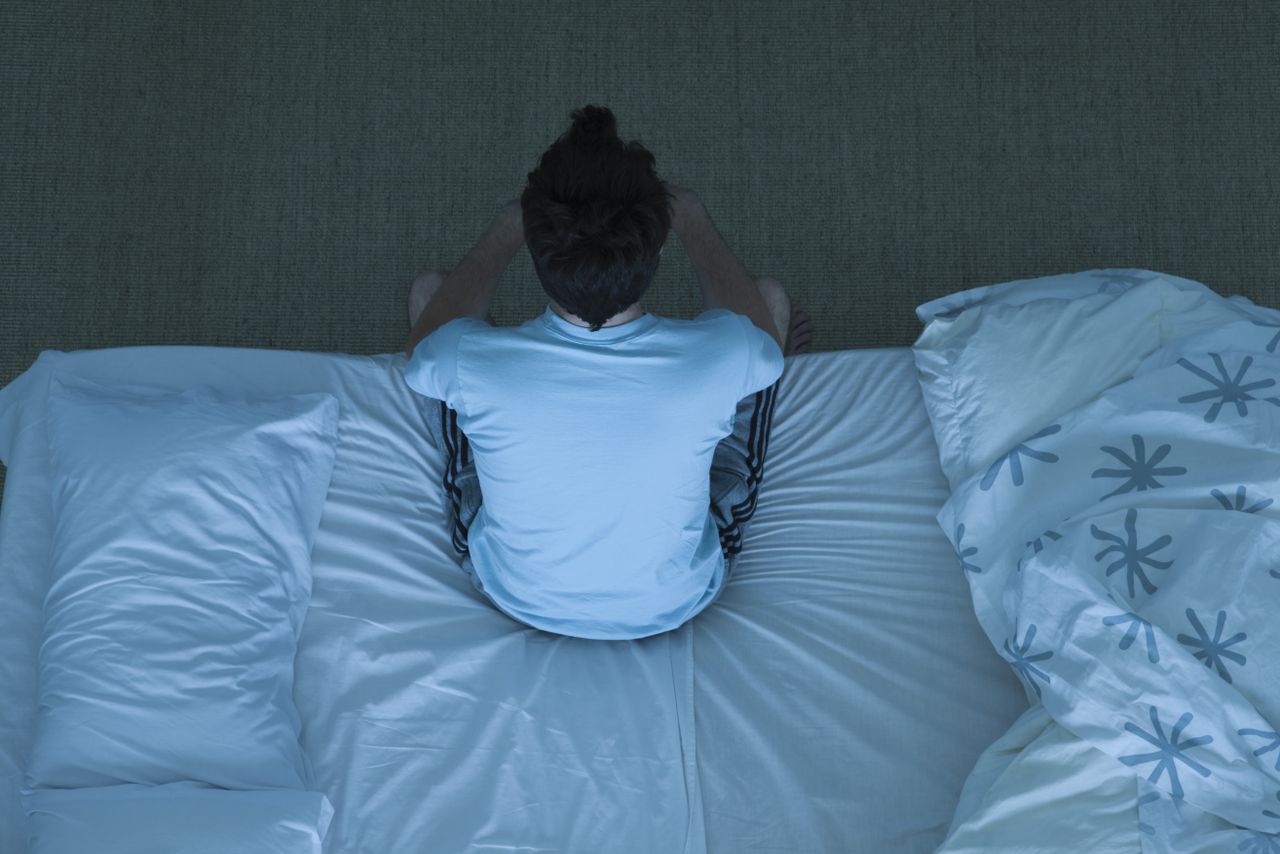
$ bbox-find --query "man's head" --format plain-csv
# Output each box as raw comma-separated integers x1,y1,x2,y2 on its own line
521,105,674,333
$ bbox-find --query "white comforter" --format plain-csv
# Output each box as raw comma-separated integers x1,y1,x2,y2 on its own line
918,273,1280,852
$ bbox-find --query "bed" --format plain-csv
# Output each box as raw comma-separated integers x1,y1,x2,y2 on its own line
6,268,1270,853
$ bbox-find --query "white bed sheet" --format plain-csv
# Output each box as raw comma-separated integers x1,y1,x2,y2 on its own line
0,344,1027,853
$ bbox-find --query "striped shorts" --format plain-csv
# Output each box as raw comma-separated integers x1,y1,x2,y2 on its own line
418,378,781,598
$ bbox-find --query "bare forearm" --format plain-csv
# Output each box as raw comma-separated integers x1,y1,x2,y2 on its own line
675,201,782,351
405,208,522,355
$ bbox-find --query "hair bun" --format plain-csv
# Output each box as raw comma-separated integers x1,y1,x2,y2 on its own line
567,105,619,146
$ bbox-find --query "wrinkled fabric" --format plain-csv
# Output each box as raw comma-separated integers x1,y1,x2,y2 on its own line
0,343,1030,853
918,271,1280,850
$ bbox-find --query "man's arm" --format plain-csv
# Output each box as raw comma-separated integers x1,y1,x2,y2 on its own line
672,193,784,354
404,203,524,359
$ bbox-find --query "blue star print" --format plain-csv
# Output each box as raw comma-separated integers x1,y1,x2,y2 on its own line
1102,606,1160,663
1135,791,1159,836
1028,529,1063,553
1266,790,1280,821
1177,609,1247,684
1092,434,1188,500
1238,728,1280,772
1016,529,1063,572
955,523,982,574
1003,623,1053,699
1239,829,1280,854
1212,485,1275,514
1176,353,1280,422
1091,508,1174,598
979,424,1061,491
1252,318,1280,353
1118,706,1213,800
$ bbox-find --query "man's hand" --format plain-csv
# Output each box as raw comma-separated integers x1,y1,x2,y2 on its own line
500,199,525,247
662,182,703,241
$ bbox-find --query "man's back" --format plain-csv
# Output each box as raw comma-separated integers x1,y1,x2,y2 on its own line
404,304,784,639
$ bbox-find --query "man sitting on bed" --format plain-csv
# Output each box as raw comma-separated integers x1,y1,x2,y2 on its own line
401,104,812,641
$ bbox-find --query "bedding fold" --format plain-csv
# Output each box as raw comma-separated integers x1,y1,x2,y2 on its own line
915,271,1280,850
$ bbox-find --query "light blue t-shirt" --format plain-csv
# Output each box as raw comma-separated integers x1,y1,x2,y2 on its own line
404,305,784,640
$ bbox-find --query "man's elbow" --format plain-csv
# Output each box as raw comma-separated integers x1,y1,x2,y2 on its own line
405,330,424,360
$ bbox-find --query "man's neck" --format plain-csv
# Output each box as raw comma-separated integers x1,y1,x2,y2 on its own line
551,301,645,328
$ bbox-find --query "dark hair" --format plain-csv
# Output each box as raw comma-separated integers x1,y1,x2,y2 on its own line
521,105,674,332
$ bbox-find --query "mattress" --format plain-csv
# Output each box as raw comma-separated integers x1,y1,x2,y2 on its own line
0,343,1028,853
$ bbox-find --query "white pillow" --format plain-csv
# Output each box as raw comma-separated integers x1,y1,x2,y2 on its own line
910,269,1255,490
27,372,339,795
913,267,1213,323
21,782,333,854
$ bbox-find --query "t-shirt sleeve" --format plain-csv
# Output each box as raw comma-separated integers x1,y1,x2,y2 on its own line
732,313,785,398
403,317,490,415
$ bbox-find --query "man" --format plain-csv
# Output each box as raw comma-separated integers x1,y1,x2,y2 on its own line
402,105,812,641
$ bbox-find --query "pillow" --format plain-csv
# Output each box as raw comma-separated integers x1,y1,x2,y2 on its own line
910,269,1254,490
27,372,339,795
21,782,333,854
913,267,1215,323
